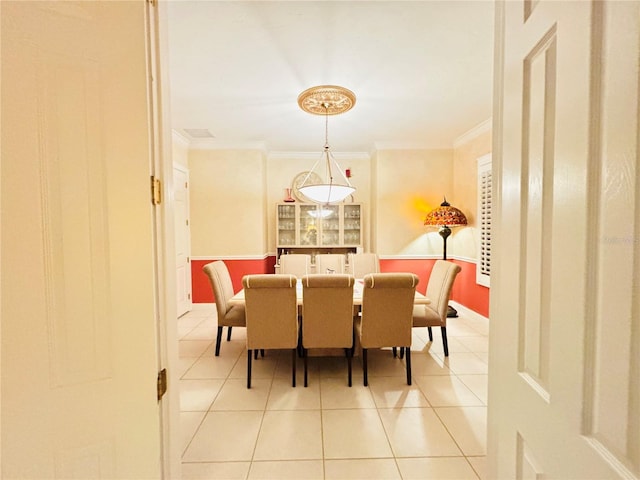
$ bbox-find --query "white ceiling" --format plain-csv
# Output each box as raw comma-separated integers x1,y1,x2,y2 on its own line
166,1,495,153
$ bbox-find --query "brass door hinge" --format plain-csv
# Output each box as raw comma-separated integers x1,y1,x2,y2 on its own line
157,368,167,401
146,0,157,6
151,176,162,205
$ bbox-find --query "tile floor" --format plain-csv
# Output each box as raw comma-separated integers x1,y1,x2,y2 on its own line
178,304,489,480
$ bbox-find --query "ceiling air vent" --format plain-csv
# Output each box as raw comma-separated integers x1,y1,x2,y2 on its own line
183,128,215,139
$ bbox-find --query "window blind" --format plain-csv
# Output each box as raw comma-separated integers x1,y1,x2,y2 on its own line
477,154,492,287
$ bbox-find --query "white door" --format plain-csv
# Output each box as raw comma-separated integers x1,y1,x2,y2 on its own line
489,1,640,478
1,2,161,478
174,164,192,316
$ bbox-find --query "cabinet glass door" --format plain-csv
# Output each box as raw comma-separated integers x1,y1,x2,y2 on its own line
277,204,296,246
320,205,340,246
343,204,361,245
299,205,319,246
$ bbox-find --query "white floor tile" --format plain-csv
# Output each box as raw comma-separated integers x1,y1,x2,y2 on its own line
456,335,489,353
322,409,393,459
178,309,490,474
324,458,401,479
409,351,452,376
229,352,279,379
467,455,488,480
377,407,462,457
180,411,206,454
396,457,479,479
248,460,324,479
179,339,214,357
210,378,271,411
182,354,241,380
180,379,225,412
253,410,323,461
367,376,430,408
266,376,321,410
435,406,487,456
414,375,485,407
457,375,489,405
320,376,376,409
182,411,263,462
440,352,489,375
181,462,250,479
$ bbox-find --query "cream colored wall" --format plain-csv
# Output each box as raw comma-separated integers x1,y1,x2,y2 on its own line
185,127,491,260
374,149,454,257
188,149,266,256
451,126,492,259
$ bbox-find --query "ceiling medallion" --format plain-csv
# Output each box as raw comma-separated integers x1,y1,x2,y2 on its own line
297,85,356,116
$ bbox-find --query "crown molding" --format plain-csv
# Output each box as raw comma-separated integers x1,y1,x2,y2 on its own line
188,139,269,151
267,151,370,161
171,129,191,146
372,141,451,151
453,118,492,148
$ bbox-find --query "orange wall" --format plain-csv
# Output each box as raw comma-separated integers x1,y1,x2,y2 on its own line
191,256,489,318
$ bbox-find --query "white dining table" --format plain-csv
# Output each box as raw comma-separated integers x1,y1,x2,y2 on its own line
229,278,431,307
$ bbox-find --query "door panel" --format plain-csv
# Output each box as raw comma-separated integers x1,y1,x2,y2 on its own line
1,2,160,478
489,1,639,478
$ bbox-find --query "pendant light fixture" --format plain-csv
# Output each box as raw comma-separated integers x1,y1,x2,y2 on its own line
297,85,356,205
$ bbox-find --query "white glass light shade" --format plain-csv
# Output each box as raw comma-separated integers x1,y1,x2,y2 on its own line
298,184,355,204
307,208,334,218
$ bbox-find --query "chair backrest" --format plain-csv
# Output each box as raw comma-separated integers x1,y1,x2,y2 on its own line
425,260,462,320
242,274,298,350
360,273,419,348
301,274,354,349
315,254,346,274
279,254,311,278
347,253,380,278
203,261,235,320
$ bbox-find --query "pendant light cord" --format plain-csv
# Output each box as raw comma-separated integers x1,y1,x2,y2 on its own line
323,103,334,185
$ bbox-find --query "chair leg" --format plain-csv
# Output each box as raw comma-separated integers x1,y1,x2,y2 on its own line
215,326,223,356
297,324,303,358
254,349,258,360
247,350,252,389
392,347,397,357
428,326,433,341
345,348,352,387
303,348,308,387
399,347,405,359
362,348,368,386
405,347,412,385
227,326,233,341
441,327,449,357
291,348,296,387
261,349,265,358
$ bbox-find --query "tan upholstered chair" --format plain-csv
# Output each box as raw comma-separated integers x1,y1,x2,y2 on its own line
278,254,311,278
242,274,299,389
301,274,355,387
355,273,419,386
413,260,461,356
347,252,380,278
203,261,246,357
315,254,346,274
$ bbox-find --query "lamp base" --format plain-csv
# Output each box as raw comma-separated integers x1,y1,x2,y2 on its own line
447,305,458,318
